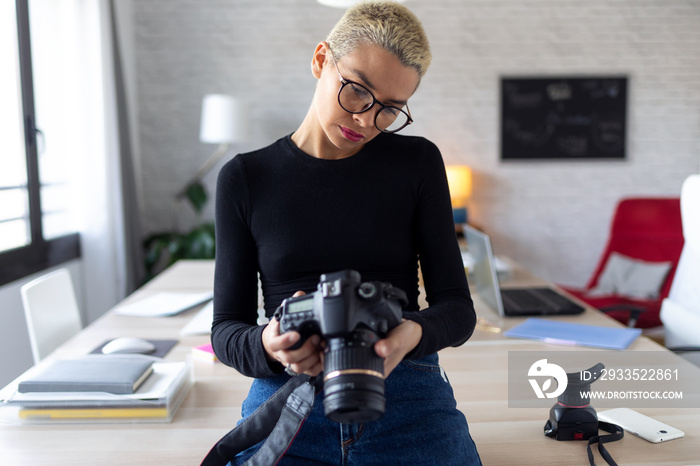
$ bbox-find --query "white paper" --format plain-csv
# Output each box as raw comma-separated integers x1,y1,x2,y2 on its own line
114,292,213,317
179,301,214,336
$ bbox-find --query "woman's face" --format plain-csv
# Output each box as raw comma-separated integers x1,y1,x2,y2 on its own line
311,42,420,157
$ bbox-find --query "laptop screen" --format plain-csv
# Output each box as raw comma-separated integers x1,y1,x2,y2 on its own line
464,224,505,315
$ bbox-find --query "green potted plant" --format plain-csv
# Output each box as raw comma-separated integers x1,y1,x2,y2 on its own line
143,181,215,281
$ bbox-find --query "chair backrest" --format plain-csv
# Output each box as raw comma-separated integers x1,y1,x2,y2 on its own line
587,198,684,298
661,175,700,346
20,268,83,364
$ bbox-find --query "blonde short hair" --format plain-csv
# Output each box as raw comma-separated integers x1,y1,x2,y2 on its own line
326,1,432,79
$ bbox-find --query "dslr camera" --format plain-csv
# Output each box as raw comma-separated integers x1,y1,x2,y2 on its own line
274,270,407,424
544,362,604,440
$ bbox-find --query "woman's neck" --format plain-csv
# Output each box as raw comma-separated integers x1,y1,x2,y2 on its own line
291,109,362,160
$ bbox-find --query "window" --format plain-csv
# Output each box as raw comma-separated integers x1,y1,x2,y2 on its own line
0,0,80,286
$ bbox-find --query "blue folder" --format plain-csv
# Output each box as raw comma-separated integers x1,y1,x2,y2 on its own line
504,318,642,350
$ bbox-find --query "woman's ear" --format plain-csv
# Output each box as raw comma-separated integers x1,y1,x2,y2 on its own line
311,41,330,79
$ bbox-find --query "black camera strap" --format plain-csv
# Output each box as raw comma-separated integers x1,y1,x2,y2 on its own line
586,421,624,466
201,375,321,466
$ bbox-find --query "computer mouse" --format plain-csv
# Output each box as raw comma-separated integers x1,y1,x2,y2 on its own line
101,337,156,355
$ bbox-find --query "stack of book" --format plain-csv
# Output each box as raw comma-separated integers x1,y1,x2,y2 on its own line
191,343,218,363
2,354,192,423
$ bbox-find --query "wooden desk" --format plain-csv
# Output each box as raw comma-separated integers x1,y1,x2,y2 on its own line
1,260,698,465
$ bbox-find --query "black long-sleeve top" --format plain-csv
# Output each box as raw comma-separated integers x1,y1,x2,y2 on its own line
212,133,476,378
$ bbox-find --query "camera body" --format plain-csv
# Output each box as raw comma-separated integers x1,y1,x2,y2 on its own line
546,404,599,441
274,270,407,424
544,362,604,441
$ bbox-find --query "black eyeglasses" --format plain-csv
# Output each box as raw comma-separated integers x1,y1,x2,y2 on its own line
329,49,413,134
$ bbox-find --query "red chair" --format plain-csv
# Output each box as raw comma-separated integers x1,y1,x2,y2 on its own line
560,198,683,329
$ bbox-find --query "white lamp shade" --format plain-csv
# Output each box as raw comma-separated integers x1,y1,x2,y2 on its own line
199,94,248,144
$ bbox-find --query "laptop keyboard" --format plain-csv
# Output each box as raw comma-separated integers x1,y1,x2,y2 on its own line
501,288,584,315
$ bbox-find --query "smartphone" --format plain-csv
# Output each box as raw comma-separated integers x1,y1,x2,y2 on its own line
598,408,685,443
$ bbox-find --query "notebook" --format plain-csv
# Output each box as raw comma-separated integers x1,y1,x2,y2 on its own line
464,225,585,317
504,318,641,350
17,355,154,395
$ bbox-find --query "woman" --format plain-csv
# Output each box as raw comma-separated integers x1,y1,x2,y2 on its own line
212,2,481,464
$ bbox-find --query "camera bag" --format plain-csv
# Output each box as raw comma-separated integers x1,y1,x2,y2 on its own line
201,375,321,466
545,419,624,466
542,362,624,465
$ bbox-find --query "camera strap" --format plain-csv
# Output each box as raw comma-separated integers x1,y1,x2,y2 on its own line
586,421,624,466
200,375,321,466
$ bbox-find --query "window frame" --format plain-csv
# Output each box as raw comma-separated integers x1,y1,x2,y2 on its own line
0,0,80,286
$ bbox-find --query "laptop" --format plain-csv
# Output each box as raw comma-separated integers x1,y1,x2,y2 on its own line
464,225,584,317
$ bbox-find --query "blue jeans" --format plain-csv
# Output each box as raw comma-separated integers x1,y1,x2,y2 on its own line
231,353,482,465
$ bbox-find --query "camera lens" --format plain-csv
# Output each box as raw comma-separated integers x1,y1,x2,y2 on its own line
357,283,377,299
323,330,386,424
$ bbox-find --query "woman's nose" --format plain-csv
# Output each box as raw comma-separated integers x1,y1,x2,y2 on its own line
353,109,376,128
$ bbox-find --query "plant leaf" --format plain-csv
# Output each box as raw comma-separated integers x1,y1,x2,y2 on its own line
185,181,208,214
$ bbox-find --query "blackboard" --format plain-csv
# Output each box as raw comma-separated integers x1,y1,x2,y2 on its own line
500,76,627,160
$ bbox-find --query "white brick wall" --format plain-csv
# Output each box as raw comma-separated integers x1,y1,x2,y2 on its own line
129,0,700,287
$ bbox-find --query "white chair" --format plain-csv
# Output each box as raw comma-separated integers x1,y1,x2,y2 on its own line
660,174,700,365
20,268,83,364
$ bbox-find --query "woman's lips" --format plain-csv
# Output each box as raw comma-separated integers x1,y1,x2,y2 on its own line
341,126,364,142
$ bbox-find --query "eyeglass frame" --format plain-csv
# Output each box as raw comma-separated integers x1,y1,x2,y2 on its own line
327,47,413,134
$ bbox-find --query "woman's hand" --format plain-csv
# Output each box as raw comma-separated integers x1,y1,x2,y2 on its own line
374,319,422,377
262,292,324,376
